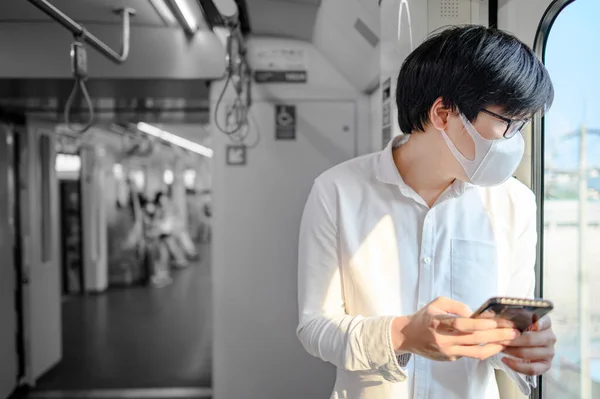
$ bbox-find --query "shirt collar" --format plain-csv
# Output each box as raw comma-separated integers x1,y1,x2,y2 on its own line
375,134,473,201
375,135,408,186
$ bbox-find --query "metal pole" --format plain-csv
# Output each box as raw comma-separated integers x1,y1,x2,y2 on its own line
26,0,135,64
578,123,591,399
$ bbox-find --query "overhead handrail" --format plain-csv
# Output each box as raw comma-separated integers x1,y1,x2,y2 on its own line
26,0,135,64
27,0,135,135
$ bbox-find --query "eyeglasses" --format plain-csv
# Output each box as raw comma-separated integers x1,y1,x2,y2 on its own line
480,108,531,139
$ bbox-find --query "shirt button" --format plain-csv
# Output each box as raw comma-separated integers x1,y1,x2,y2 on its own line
423,257,431,264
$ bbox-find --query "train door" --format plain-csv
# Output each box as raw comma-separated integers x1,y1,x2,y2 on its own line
80,147,109,292
58,169,84,296
18,118,62,383
0,123,20,398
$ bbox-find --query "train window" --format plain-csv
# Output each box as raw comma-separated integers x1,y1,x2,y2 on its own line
55,154,81,173
183,169,196,189
163,169,174,185
39,135,53,262
129,169,146,191
113,163,124,180
539,0,600,397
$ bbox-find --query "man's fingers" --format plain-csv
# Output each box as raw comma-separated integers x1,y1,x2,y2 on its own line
505,328,555,347
502,346,554,361
529,315,552,332
431,297,473,317
451,343,505,360
438,316,498,332
453,328,520,345
502,357,550,376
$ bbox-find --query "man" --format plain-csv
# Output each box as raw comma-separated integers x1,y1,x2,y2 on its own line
296,25,555,399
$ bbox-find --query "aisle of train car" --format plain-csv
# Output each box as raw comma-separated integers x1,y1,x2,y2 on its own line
29,244,212,396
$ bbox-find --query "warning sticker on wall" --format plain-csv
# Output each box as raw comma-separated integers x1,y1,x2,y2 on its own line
254,48,308,84
383,102,391,127
382,77,392,148
382,77,391,102
275,105,296,140
255,70,307,83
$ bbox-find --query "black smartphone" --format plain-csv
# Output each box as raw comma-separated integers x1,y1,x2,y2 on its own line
471,297,554,332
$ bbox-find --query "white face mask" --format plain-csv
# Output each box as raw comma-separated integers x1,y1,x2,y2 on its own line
441,112,525,187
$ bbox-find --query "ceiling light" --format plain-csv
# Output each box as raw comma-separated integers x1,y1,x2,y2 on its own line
113,163,124,179
149,0,177,25
164,169,175,185
184,169,196,188
167,0,200,34
137,122,213,158
130,170,146,189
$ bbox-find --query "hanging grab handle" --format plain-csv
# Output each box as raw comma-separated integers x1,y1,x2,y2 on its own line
26,0,135,64
62,31,94,135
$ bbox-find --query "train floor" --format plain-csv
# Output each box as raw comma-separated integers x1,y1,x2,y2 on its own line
30,244,212,395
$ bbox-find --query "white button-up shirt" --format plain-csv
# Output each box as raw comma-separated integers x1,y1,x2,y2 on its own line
297,135,536,399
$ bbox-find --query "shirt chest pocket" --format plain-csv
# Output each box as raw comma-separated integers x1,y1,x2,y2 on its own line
450,238,500,311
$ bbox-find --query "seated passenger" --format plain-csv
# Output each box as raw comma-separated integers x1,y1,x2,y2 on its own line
155,191,192,268
296,25,556,399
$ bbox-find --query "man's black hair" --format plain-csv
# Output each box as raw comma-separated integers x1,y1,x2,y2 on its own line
395,25,554,133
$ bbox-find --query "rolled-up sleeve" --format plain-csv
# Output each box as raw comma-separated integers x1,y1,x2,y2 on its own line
296,179,409,383
488,190,538,396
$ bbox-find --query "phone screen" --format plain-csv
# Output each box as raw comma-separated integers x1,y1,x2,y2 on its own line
476,303,551,332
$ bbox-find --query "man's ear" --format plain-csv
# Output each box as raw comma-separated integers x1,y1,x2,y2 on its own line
429,97,452,131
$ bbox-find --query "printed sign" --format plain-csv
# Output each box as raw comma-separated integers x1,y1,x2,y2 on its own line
254,48,307,71
254,70,307,83
275,105,296,140
253,48,308,84
382,77,391,101
383,102,391,127
226,145,247,166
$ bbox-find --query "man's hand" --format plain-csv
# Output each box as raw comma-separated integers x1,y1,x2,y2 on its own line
392,297,520,362
501,315,556,375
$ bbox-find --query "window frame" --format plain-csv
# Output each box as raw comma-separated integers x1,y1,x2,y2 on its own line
531,1,577,398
